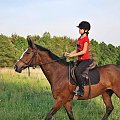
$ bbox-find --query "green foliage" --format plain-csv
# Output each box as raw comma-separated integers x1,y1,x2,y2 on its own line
0,35,20,67
0,33,120,67
90,40,120,65
116,46,120,65
11,35,27,52
37,34,76,57
90,39,101,64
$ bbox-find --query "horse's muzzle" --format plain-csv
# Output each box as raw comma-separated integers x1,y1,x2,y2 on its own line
14,65,22,73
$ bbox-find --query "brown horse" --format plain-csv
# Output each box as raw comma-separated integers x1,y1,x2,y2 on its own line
14,37,120,120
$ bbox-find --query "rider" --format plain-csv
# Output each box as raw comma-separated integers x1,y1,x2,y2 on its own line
65,21,92,96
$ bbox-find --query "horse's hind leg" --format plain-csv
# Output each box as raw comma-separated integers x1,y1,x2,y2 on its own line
64,101,75,120
102,90,114,120
113,84,120,98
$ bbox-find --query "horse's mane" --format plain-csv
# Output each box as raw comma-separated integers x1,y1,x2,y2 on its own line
35,44,68,66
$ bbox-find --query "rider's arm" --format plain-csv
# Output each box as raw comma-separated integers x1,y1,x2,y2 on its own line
64,50,77,56
67,42,88,57
70,50,77,54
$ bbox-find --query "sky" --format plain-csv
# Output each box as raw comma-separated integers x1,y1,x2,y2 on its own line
0,0,120,46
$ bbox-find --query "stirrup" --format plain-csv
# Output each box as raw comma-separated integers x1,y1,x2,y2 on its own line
73,86,79,94
73,91,78,96
74,91,84,97
73,86,84,96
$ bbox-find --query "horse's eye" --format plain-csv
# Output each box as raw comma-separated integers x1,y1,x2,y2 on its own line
26,52,30,54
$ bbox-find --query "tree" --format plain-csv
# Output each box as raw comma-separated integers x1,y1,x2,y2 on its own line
116,46,120,65
0,32,120,67
43,32,51,38
108,44,118,64
90,39,101,64
14,36,27,51
0,35,20,67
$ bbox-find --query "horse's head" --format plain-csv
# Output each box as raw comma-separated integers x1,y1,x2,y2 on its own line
14,36,39,73
14,36,67,73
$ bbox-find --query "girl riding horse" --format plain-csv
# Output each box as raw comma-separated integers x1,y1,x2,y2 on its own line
65,21,92,96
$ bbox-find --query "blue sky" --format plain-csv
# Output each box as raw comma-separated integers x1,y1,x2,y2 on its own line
0,0,120,46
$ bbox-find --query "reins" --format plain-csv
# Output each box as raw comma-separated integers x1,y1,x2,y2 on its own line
19,49,66,76
39,57,65,66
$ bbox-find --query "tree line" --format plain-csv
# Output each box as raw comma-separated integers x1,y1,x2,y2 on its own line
0,32,120,67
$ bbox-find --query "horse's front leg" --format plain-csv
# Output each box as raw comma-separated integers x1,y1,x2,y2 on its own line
45,98,63,120
64,101,75,120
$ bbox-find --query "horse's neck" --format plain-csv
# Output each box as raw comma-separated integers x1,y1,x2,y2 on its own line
38,52,67,87
40,63,57,86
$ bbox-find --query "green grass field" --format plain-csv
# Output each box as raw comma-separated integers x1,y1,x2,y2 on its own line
0,68,120,120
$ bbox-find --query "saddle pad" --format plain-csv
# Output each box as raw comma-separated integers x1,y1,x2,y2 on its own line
84,68,100,86
69,66,100,86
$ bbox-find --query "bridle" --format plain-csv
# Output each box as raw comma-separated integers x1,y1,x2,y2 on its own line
19,48,66,76
19,48,66,67
18,49,38,76
19,49,38,68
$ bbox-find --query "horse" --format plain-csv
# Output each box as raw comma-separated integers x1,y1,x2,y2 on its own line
14,36,120,120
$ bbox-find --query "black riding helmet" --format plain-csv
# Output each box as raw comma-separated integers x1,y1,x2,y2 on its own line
77,21,91,31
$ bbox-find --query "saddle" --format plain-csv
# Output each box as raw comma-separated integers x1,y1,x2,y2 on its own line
69,60,100,86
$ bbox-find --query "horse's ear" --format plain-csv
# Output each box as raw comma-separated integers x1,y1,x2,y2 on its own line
27,35,36,48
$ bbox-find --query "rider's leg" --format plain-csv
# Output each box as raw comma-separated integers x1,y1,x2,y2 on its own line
74,59,92,96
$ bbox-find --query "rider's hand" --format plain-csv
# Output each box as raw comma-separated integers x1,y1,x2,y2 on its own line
66,53,74,57
64,52,70,56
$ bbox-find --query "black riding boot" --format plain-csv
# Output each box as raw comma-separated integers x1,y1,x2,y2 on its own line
74,76,84,96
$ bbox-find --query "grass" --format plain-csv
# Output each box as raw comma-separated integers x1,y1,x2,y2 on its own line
0,68,120,120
